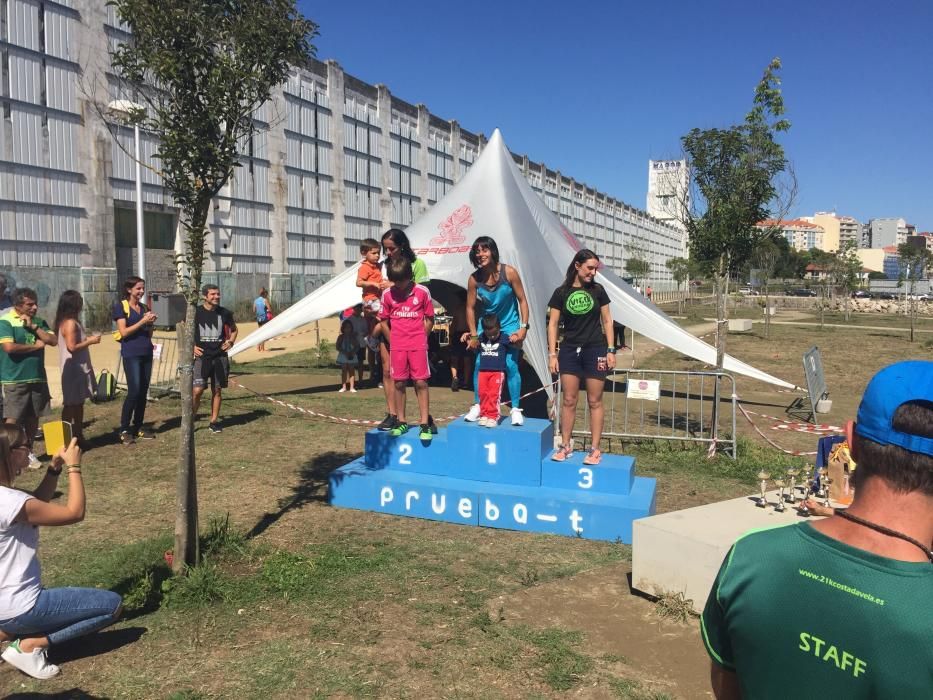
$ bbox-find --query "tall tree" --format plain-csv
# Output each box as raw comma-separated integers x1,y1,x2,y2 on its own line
109,0,317,571
680,58,792,369
896,243,933,342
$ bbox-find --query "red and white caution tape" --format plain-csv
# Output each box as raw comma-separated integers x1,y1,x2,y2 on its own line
227,376,558,427
736,402,818,456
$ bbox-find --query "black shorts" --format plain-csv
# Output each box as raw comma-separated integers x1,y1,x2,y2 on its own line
193,355,230,389
558,344,609,380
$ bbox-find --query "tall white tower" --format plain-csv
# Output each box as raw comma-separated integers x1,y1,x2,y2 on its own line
647,159,689,228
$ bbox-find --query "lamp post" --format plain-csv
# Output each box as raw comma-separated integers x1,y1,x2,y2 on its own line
107,100,147,282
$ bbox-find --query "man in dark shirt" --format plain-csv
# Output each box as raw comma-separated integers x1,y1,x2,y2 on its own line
193,284,237,433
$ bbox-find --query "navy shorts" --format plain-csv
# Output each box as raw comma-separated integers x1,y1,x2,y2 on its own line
558,344,609,380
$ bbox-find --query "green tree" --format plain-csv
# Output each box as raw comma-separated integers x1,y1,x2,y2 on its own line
751,238,781,339
896,243,933,342
680,58,792,369
666,257,691,314
828,241,863,321
624,256,650,288
109,0,317,571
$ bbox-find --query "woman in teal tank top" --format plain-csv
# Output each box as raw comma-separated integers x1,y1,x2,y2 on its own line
461,237,530,425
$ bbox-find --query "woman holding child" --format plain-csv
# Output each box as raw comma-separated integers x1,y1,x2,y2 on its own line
547,249,616,465
461,236,530,426
369,229,430,433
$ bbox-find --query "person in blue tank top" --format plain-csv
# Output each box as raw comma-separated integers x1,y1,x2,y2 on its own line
460,237,530,426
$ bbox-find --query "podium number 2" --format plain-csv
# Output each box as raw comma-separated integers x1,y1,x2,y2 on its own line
398,444,412,465
484,442,497,465
578,467,593,489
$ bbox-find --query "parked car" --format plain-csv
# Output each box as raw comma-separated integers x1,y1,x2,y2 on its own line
788,288,818,297
738,286,759,296
851,290,871,299
870,291,897,300
907,293,932,302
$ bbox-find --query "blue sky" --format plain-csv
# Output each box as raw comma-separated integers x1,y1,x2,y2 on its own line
298,0,933,231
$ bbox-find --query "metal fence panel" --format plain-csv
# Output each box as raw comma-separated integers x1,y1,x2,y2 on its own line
565,369,737,458
114,333,180,397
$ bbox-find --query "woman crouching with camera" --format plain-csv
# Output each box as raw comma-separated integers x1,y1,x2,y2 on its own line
0,429,122,679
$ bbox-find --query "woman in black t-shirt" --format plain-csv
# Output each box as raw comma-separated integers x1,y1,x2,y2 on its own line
547,249,616,465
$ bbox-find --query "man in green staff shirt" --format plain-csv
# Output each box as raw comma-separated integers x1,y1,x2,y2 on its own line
701,360,933,699
0,288,57,466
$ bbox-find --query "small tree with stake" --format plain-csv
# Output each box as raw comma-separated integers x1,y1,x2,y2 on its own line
896,243,933,343
666,257,691,314
109,0,317,571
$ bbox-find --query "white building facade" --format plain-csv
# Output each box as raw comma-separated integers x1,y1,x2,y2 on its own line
0,0,687,319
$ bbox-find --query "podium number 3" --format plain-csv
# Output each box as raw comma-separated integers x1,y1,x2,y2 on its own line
398,444,412,465
578,467,593,489
484,442,497,465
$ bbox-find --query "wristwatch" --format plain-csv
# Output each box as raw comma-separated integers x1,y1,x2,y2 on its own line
520,322,530,330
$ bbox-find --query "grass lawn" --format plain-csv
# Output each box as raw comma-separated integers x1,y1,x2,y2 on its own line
2,322,925,697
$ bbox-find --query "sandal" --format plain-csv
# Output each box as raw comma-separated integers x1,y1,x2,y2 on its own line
583,448,602,465
551,444,573,462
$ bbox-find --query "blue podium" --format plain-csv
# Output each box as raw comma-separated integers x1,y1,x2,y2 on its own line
330,417,656,543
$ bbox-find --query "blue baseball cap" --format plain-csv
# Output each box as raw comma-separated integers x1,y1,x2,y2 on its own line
855,361,933,456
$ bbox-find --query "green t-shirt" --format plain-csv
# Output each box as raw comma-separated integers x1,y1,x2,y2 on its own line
702,522,933,699
412,257,429,285
0,310,50,384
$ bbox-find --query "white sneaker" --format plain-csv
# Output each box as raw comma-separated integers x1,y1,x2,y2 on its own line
27,452,42,470
510,408,524,426
350,388,358,393
484,416,497,427
338,386,346,393
464,403,481,422
477,417,489,427
2,642,60,679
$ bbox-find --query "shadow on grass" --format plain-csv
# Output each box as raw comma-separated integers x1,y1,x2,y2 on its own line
52,626,147,665
6,690,110,699
246,450,357,539
152,408,272,434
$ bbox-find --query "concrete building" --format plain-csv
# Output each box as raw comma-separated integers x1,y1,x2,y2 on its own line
863,217,910,249
646,159,688,228
0,0,687,320
808,212,861,252
838,216,861,249
757,219,824,252
856,248,885,274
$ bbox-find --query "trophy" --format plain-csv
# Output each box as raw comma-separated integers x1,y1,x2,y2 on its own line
822,473,834,508
798,475,813,517
756,471,771,508
816,468,828,498
786,468,799,504
773,478,786,512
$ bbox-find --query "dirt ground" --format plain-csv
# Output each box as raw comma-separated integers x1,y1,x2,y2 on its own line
491,565,713,698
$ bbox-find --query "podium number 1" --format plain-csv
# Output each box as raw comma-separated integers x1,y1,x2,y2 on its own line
398,444,412,465
484,442,497,465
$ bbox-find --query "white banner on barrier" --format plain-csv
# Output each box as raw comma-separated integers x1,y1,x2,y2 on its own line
626,379,660,401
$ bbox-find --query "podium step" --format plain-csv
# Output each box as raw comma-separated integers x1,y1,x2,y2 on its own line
329,458,656,543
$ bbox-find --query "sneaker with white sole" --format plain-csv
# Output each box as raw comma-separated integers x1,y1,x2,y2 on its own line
510,408,524,426
464,403,481,422
2,641,60,679
27,452,42,470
